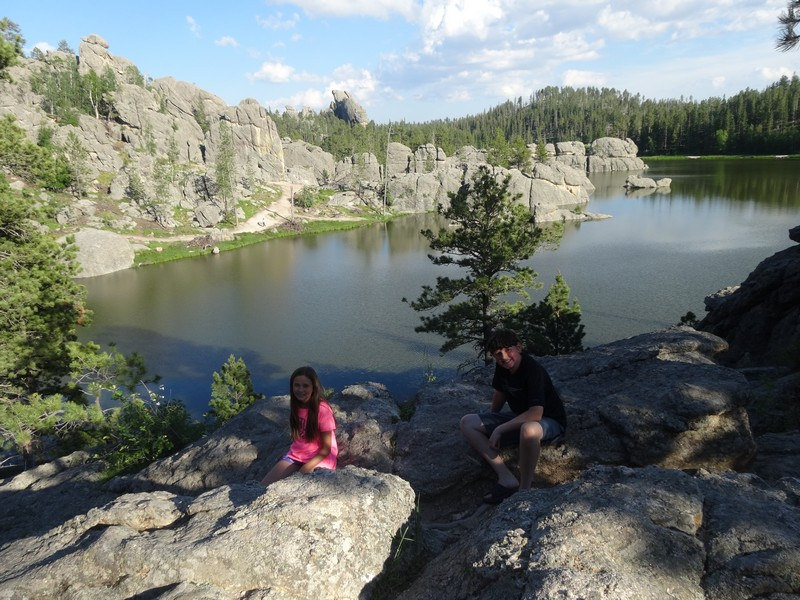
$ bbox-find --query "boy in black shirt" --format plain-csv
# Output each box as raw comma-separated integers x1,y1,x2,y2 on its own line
460,328,566,504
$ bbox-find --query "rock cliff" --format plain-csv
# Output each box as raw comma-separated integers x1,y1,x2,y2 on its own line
699,225,800,371
0,33,649,262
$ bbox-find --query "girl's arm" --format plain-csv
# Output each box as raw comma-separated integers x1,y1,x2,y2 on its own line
299,431,332,473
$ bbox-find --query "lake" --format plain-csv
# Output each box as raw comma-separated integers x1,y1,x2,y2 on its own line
80,158,800,415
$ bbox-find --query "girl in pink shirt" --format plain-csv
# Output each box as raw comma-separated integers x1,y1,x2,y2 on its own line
261,366,338,485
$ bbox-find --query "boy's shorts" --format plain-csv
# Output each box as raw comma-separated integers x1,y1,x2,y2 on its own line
479,411,564,448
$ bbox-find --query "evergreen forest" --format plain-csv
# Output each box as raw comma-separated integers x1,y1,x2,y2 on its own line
270,76,800,161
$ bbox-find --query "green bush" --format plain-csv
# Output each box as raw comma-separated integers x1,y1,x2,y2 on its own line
104,387,204,476
0,115,72,190
294,186,319,209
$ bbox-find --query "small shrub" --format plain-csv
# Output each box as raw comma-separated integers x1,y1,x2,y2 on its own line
294,186,319,209
103,386,204,476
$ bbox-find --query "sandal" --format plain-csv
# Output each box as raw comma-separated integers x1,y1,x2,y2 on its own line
483,483,517,504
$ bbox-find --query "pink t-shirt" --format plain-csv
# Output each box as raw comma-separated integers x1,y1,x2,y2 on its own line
287,400,338,470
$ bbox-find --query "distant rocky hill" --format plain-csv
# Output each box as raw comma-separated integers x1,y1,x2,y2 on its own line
0,33,651,277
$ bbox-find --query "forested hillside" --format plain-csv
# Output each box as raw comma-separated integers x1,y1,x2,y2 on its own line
271,77,800,160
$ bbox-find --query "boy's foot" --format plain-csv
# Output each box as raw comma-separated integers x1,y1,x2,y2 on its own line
483,482,517,504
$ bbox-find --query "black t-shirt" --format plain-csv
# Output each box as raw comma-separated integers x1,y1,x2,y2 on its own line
492,353,567,429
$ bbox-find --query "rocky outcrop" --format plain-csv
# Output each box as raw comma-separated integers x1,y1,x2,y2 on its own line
329,90,369,126
282,139,336,185
0,468,415,600
67,228,135,277
394,327,755,505
698,225,800,369
2,326,798,598
398,465,800,600
380,142,598,222
551,140,586,170
624,174,672,190
77,34,138,80
334,151,382,187
0,37,286,236
588,136,648,172
108,383,400,496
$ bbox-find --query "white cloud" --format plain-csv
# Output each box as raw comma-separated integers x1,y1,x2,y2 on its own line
420,0,505,52
264,88,330,113
291,33,303,43
328,64,379,106
712,76,726,89
447,88,472,101
214,36,239,48
547,32,604,62
247,60,320,84
248,61,295,83
266,0,417,20
562,69,607,87
460,46,536,70
32,41,55,54
256,12,300,30
597,5,666,40
759,66,796,80
186,15,201,37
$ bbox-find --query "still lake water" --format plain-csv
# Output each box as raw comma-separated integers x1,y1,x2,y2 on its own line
80,159,800,415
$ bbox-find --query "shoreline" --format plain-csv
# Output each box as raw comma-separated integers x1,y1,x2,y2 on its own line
131,181,392,268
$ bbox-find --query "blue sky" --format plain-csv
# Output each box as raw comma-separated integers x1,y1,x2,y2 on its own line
4,0,798,123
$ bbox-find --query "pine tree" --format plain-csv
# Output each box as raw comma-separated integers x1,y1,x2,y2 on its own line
406,166,541,361
509,135,532,172
778,0,800,51
509,271,585,356
206,355,264,427
0,177,86,392
0,18,24,79
0,175,101,466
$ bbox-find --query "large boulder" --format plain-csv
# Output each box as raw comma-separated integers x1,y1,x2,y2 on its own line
0,468,415,600
68,228,135,277
624,175,672,190
330,90,369,126
588,137,648,172
282,139,336,185
394,327,755,504
398,465,800,600
386,141,414,175
698,225,800,370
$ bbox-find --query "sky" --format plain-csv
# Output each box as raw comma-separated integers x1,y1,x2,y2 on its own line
3,0,799,124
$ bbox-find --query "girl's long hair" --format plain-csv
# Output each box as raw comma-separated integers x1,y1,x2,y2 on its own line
289,366,324,442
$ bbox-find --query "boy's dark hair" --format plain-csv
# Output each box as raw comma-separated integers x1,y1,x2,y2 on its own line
486,328,522,353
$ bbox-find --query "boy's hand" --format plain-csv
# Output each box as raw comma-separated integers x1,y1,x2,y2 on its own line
489,429,502,450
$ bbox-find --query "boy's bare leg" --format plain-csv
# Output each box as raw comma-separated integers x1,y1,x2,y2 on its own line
460,414,519,489
518,421,544,490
